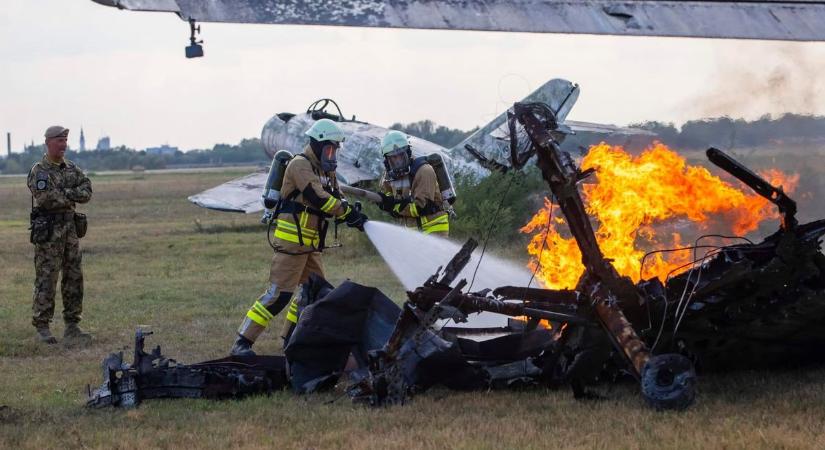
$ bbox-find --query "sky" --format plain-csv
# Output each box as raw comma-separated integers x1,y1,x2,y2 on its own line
2,0,825,152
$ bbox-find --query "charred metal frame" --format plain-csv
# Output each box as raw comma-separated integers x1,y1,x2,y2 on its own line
511,102,696,409
706,147,797,231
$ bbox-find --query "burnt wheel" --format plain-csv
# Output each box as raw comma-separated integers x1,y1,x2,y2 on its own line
641,353,696,411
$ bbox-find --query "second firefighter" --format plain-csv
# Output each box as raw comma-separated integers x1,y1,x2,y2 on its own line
377,131,450,236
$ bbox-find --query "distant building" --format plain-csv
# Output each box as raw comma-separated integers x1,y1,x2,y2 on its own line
145,144,179,156
96,136,111,151
79,127,86,152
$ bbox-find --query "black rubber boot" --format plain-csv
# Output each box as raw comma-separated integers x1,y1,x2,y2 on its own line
230,334,256,357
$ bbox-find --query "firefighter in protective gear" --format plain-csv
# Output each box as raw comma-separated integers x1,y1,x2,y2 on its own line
377,130,449,236
230,119,367,356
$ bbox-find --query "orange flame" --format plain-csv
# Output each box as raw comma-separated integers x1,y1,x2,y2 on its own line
522,143,799,289
513,316,553,329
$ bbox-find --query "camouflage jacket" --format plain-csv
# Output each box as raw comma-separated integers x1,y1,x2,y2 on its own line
27,156,92,212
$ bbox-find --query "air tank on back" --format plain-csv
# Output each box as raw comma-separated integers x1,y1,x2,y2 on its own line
426,153,457,205
262,150,294,210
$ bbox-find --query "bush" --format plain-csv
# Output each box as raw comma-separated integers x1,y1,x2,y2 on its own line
450,168,547,243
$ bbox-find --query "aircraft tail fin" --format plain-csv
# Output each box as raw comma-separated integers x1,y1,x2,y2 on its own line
450,79,580,161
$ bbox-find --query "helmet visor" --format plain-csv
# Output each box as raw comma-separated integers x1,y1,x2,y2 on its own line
385,147,410,178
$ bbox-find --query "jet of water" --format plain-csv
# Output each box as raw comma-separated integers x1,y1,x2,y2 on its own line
364,221,535,329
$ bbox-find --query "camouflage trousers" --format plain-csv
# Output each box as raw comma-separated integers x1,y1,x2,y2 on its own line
32,219,83,328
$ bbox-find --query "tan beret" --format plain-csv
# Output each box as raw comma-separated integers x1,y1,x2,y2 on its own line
44,126,69,139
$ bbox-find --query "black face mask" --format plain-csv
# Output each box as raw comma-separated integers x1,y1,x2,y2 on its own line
310,139,339,172
320,143,339,172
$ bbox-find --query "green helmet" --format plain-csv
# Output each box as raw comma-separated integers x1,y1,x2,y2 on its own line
381,130,410,156
305,119,345,143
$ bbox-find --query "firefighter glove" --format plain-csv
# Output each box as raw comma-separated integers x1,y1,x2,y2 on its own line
378,193,397,212
345,208,368,232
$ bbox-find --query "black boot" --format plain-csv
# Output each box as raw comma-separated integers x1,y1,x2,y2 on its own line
36,327,58,344
230,334,256,357
64,322,92,341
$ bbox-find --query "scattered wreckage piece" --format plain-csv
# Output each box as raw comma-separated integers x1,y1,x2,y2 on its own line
347,239,585,406
87,329,287,408
283,275,402,394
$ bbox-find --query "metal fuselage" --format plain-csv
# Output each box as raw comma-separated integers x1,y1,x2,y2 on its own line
260,111,454,186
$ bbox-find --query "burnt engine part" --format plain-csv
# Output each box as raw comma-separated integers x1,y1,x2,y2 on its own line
87,329,287,408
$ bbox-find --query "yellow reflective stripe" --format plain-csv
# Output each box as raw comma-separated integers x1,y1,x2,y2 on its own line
274,229,320,247
421,214,449,234
286,310,299,323
408,202,419,218
285,298,300,324
420,214,449,226
246,308,270,327
423,223,450,234
300,211,309,228
320,196,339,213
275,220,318,238
252,301,274,321
335,205,351,220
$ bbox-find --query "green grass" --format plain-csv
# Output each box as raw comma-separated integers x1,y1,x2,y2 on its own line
1,171,824,449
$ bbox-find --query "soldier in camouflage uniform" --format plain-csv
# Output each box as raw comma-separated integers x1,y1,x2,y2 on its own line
27,126,93,344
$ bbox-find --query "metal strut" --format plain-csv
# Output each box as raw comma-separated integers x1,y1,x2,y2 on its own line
512,102,696,410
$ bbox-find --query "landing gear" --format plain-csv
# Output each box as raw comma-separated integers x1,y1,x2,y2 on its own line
641,354,697,411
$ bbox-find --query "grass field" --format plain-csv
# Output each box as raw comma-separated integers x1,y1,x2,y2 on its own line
1,170,825,449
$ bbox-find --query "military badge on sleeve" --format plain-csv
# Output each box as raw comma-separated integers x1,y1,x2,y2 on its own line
35,172,49,191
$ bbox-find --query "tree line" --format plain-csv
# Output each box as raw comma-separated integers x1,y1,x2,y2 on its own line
0,139,269,174
3,114,823,174
570,113,825,153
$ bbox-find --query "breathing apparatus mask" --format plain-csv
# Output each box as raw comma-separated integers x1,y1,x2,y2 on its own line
383,146,412,181
310,138,340,172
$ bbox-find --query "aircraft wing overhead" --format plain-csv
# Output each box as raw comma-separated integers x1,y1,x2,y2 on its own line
91,0,825,41
187,171,267,213
91,0,180,12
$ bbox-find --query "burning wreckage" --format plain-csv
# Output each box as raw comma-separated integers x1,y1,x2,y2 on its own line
89,102,825,412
